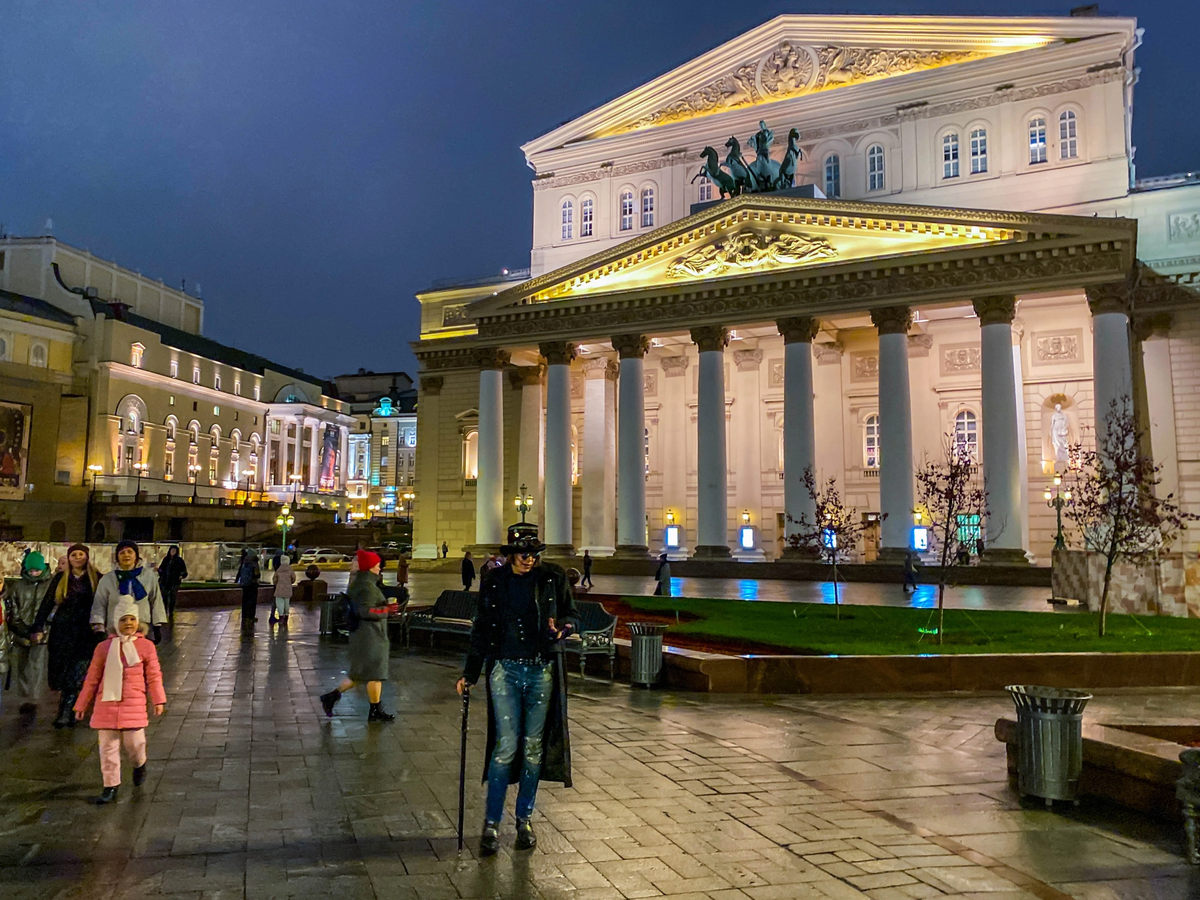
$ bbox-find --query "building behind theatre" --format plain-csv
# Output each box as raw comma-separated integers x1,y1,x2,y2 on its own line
333,369,418,523
412,13,1200,565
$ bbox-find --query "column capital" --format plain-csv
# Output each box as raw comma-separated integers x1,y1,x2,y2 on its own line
814,342,843,365
690,325,730,353
474,347,511,370
776,317,819,345
539,341,577,366
1085,281,1131,315
1132,311,1173,342
508,363,544,389
612,333,651,359
733,348,763,371
870,305,912,336
582,357,619,380
661,355,689,377
907,334,933,358
972,294,1017,326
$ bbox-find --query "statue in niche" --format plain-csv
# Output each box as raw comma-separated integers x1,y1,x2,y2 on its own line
1050,403,1070,463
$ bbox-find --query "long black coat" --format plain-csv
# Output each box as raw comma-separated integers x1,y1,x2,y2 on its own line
464,561,579,787
32,571,102,692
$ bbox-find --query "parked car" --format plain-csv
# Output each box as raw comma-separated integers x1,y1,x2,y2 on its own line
299,547,351,564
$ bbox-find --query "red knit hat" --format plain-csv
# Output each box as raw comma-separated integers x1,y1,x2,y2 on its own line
356,549,381,571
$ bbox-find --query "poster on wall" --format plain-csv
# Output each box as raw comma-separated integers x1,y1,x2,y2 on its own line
318,424,339,491
0,401,31,499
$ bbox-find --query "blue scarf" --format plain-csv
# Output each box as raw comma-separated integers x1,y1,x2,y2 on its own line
116,566,147,601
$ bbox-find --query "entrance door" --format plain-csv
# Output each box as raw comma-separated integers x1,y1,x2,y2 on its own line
862,514,881,562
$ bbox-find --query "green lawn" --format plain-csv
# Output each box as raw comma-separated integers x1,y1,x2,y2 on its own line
621,596,1200,655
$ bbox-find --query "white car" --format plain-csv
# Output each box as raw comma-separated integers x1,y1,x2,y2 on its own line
299,548,349,564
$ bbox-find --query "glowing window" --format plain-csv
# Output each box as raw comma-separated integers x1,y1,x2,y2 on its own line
942,133,959,178
969,128,988,174
640,188,655,228
192,367,200,384
1059,110,1078,159
823,154,840,198
954,410,978,460
560,199,573,241
580,198,593,237
463,431,478,480
130,343,145,368
1029,117,1047,164
619,191,634,231
864,414,880,469
867,145,885,191
169,359,178,378
29,342,47,368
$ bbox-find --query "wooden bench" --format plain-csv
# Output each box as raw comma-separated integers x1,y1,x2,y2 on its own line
563,599,617,680
406,590,477,648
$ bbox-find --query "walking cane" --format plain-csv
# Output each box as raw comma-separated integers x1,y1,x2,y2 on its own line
457,684,470,851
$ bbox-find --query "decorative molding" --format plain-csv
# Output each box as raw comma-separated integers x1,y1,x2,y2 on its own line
1032,330,1082,365
768,359,784,387
661,355,690,377
538,341,577,366
870,305,912,336
508,364,545,388
666,229,836,279
441,304,471,328
418,375,444,395
570,373,584,398
908,70,1123,122
582,357,619,380
733,348,764,371
907,333,933,357
814,342,843,365
643,370,658,397
1085,281,1130,315
415,347,478,372
850,353,878,383
776,316,820,345
1169,212,1200,243
972,294,1017,327
612,333,650,359
474,347,511,370
941,343,981,375
531,158,674,191
691,325,731,353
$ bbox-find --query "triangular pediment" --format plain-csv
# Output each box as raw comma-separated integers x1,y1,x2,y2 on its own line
524,15,1134,150
471,194,1136,317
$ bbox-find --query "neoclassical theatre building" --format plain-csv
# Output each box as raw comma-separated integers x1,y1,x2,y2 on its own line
412,14,1200,564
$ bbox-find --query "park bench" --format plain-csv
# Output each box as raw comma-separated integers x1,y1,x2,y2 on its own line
563,599,617,680
406,590,477,648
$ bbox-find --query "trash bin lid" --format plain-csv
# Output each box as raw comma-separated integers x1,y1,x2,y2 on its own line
1006,684,1092,714
628,622,669,636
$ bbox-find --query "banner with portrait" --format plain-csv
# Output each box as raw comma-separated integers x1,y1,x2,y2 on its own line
318,424,339,491
0,401,32,499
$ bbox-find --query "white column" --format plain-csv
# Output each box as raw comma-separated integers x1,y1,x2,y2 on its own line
541,342,576,553
1139,317,1180,503
871,307,914,558
1013,324,1030,556
778,318,818,553
660,354,690,558
692,326,730,557
731,346,766,561
614,334,649,556
581,358,618,555
308,419,321,489
1085,284,1134,449
974,296,1027,562
475,350,509,547
413,374,442,559
292,415,304,486
512,365,546,527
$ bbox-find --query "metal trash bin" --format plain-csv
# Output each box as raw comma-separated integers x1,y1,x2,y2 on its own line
319,595,339,636
1177,749,1200,865
1006,684,1092,806
628,622,667,687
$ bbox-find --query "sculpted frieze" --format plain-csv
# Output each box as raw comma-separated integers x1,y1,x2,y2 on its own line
666,229,837,279
1169,213,1200,243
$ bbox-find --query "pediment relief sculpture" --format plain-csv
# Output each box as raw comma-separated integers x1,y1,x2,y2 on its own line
666,229,836,279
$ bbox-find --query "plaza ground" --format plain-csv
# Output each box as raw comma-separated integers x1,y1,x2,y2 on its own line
1,604,1196,900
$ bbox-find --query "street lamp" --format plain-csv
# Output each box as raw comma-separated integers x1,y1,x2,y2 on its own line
403,491,415,523
86,464,103,539
1044,475,1072,551
289,473,302,504
513,483,533,523
133,461,147,494
188,463,202,503
276,504,295,552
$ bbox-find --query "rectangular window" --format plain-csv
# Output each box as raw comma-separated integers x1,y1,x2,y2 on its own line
942,134,959,178
214,374,221,391
208,459,217,482
131,343,145,368
867,146,885,191
165,454,174,479
580,198,593,237
1029,119,1047,164
382,435,389,445
620,193,634,231
824,155,840,198
253,385,260,401
192,367,200,384
698,179,712,203
213,406,220,415
169,395,175,406
169,360,178,378
234,381,241,396
641,190,654,228
1059,112,1078,159
970,129,988,174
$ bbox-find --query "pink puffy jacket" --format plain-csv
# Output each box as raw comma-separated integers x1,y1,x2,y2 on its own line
75,635,167,730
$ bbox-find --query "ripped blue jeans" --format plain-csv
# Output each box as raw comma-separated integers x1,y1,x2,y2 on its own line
486,660,552,823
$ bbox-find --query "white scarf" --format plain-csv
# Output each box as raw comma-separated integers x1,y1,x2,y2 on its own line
101,633,141,702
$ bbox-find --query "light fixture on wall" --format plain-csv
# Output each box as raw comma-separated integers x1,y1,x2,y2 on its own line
742,509,751,525
665,509,675,525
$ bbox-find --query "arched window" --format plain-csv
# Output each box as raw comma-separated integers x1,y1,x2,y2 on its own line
192,366,201,384
210,424,221,444
463,431,478,480
130,342,145,368
580,197,593,237
188,420,200,444
1029,117,1047,164
619,190,634,231
955,410,978,459
230,429,242,447
697,177,713,203
560,199,573,241
864,415,880,469
29,342,47,368
214,373,221,391
165,417,177,441
1059,110,1078,159
640,187,655,228
823,154,841,198
867,145,885,191
942,133,960,178
969,128,988,174
128,410,140,434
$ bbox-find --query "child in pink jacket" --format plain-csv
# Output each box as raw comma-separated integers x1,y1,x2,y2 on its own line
74,596,167,804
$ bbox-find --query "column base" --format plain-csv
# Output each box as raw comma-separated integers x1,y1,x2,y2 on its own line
978,547,1032,566
613,544,650,559
732,549,767,563
465,543,501,559
692,544,731,559
778,546,819,561
412,544,439,560
543,544,576,559
873,547,910,564
579,546,615,558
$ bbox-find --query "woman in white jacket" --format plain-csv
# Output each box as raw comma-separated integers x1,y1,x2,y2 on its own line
90,540,168,643
270,557,296,626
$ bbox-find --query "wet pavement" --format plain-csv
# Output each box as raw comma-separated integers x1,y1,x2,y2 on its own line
1,603,1193,900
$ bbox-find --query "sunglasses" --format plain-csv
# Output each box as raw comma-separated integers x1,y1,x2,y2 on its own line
514,551,541,561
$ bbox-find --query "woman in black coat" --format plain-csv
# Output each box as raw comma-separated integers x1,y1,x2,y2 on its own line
30,543,103,728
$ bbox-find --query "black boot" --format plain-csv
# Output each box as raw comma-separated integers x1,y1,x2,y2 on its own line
319,689,342,718
515,817,537,850
479,820,499,856
268,610,277,625
367,703,395,722
133,763,147,786
93,786,118,805
53,694,77,729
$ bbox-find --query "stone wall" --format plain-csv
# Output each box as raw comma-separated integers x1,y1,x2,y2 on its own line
1052,548,1200,617
0,542,221,582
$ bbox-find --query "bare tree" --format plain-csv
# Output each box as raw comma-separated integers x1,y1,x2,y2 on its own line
915,437,989,645
1067,397,1195,637
786,467,874,619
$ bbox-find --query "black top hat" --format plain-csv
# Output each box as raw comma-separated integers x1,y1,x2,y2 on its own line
500,522,546,556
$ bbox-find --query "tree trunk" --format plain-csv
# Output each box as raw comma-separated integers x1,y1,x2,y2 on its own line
937,582,945,645
832,558,840,619
1099,544,1116,638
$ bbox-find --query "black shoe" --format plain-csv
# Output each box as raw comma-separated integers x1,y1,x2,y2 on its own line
367,703,395,722
132,763,147,786
268,612,277,625
93,787,118,805
319,690,341,718
152,625,163,643
18,702,36,715
515,817,537,850
480,820,499,856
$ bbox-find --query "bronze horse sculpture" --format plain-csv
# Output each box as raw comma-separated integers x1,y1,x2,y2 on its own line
695,121,802,198
693,147,737,199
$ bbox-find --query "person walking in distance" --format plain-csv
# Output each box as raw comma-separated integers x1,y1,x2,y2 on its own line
235,550,261,629
156,546,188,621
3,551,53,714
270,555,296,626
318,550,397,722
461,551,476,591
91,541,168,643
74,597,166,804
581,550,593,589
903,549,920,593
653,553,672,597
455,522,579,855
31,544,103,728
442,541,449,559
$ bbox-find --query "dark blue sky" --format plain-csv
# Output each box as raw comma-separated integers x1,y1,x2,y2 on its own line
2,1,1195,382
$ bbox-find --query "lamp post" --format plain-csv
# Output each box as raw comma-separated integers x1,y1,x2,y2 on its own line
133,461,147,495
1044,475,1071,551
513,483,532,524
403,491,415,523
290,473,302,505
276,504,294,552
188,463,202,503
86,464,103,539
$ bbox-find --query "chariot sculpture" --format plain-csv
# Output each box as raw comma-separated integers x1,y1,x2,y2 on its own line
692,120,803,198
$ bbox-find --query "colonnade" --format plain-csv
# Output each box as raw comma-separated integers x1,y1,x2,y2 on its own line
264,413,351,492
471,289,1134,559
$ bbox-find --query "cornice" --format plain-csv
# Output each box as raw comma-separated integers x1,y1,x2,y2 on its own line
101,362,268,412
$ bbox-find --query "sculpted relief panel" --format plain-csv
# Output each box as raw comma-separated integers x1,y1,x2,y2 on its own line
1033,330,1082,365
940,344,981,375
666,229,836,279
1169,213,1200,243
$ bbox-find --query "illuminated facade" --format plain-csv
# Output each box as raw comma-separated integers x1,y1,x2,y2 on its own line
334,370,417,521
413,14,1200,563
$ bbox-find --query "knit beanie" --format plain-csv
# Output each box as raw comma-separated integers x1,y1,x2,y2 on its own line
356,549,381,572
115,539,139,559
23,551,46,572
110,595,141,633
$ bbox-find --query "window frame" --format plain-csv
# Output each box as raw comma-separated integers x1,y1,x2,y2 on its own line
560,197,574,241
1029,116,1048,165
864,414,880,469
823,153,841,198
954,409,979,460
1058,110,1079,160
619,189,634,231
941,132,960,179
867,145,885,192
130,342,145,368
640,186,655,229
697,177,713,203
28,341,48,368
969,127,988,174
580,196,594,237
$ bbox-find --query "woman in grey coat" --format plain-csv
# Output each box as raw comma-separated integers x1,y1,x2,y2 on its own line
317,550,395,722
